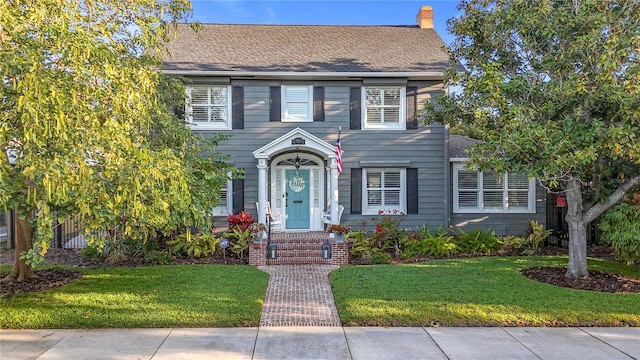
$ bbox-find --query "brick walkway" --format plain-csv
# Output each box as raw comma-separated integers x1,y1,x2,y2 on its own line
258,265,341,326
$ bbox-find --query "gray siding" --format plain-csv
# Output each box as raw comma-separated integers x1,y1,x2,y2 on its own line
197,79,448,231
448,164,547,236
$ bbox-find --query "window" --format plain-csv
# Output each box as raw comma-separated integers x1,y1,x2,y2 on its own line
363,168,406,214
186,85,231,129
363,86,405,129
211,181,232,216
282,85,313,122
453,163,535,213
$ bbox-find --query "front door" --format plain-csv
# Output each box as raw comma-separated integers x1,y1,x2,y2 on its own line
285,169,310,229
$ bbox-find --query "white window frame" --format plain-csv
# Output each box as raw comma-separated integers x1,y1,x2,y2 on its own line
282,85,313,122
185,85,232,130
452,163,536,213
362,86,406,130
211,181,232,216
362,168,407,215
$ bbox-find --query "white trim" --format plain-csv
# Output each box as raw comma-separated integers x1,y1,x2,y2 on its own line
281,85,313,122
185,85,232,130
362,168,407,215
253,127,335,159
361,86,406,130
452,163,536,214
163,70,444,80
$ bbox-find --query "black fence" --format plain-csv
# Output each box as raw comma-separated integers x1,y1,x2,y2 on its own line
546,194,600,247
2,211,86,249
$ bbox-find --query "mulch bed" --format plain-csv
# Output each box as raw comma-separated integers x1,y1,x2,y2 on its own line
522,267,640,293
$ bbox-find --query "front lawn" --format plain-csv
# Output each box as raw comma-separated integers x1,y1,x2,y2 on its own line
330,256,640,327
0,265,269,329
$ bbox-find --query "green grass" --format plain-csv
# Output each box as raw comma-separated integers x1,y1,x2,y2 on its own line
330,256,640,327
0,265,269,329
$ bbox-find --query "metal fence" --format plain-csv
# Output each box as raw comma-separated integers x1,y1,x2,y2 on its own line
546,194,600,247
2,211,87,249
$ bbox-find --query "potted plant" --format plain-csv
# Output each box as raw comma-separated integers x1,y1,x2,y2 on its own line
248,222,267,242
327,224,350,242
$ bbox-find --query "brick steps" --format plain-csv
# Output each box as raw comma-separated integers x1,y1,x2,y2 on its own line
249,231,349,266
266,234,329,265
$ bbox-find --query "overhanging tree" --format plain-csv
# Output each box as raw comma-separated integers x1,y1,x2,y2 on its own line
426,0,640,277
1,0,237,281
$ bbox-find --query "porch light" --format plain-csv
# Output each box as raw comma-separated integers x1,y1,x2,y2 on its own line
322,241,331,259
267,242,277,259
293,153,302,171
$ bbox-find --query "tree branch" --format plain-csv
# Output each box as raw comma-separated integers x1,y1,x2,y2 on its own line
583,175,640,224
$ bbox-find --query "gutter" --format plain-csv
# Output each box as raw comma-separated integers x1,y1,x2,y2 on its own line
161,70,445,81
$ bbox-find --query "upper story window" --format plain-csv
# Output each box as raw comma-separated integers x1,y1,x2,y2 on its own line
363,168,406,215
282,85,313,122
186,85,232,130
363,86,406,129
453,163,536,213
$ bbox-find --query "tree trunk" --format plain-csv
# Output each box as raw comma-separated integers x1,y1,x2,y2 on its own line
566,218,589,278
564,179,589,278
1,212,35,282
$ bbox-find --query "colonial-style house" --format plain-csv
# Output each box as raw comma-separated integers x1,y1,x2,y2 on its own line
161,6,546,264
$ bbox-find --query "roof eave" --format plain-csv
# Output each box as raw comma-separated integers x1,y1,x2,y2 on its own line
161,70,445,81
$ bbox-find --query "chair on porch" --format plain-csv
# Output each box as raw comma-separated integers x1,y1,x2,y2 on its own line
322,204,344,226
259,201,284,233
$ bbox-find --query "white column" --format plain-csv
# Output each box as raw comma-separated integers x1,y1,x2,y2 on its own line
257,158,267,225
330,157,339,223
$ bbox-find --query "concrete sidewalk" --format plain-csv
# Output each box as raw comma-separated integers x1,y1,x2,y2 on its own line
2,326,638,360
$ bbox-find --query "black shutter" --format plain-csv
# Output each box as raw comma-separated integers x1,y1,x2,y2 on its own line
313,86,325,122
232,86,244,129
351,168,362,214
232,178,244,214
350,87,361,130
269,86,281,122
406,86,418,129
406,168,418,214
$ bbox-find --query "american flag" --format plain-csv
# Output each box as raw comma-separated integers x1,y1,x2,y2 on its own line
335,130,343,174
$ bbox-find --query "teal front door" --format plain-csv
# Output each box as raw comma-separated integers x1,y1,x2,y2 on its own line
285,170,310,229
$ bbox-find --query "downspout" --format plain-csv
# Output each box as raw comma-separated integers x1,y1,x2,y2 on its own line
443,124,450,229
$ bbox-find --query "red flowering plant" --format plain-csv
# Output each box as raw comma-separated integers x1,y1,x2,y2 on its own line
371,209,407,258
326,224,351,235
227,211,254,231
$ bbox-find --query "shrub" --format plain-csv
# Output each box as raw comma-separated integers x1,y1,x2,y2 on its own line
501,235,527,252
227,211,254,231
456,229,501,254
527,220,552,251
599,203,640,265
168,232,218,258
371,209,407,258
223,227,252,259
348,231,380,262
372,252,392,264
403,225,457,257
144,250,175,265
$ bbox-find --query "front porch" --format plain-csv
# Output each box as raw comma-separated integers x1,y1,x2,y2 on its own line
249,231,349,266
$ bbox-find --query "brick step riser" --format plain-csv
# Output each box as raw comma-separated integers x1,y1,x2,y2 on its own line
266,257,333,265
267,239,329,244
268,244,324,251
269,249,328,257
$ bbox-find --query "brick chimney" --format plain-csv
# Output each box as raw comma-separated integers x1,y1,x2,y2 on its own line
416,5,434,29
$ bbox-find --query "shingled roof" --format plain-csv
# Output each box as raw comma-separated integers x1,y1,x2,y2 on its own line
162,23,453,75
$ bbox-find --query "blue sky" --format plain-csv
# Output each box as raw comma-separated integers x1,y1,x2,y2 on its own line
190,0,461,44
